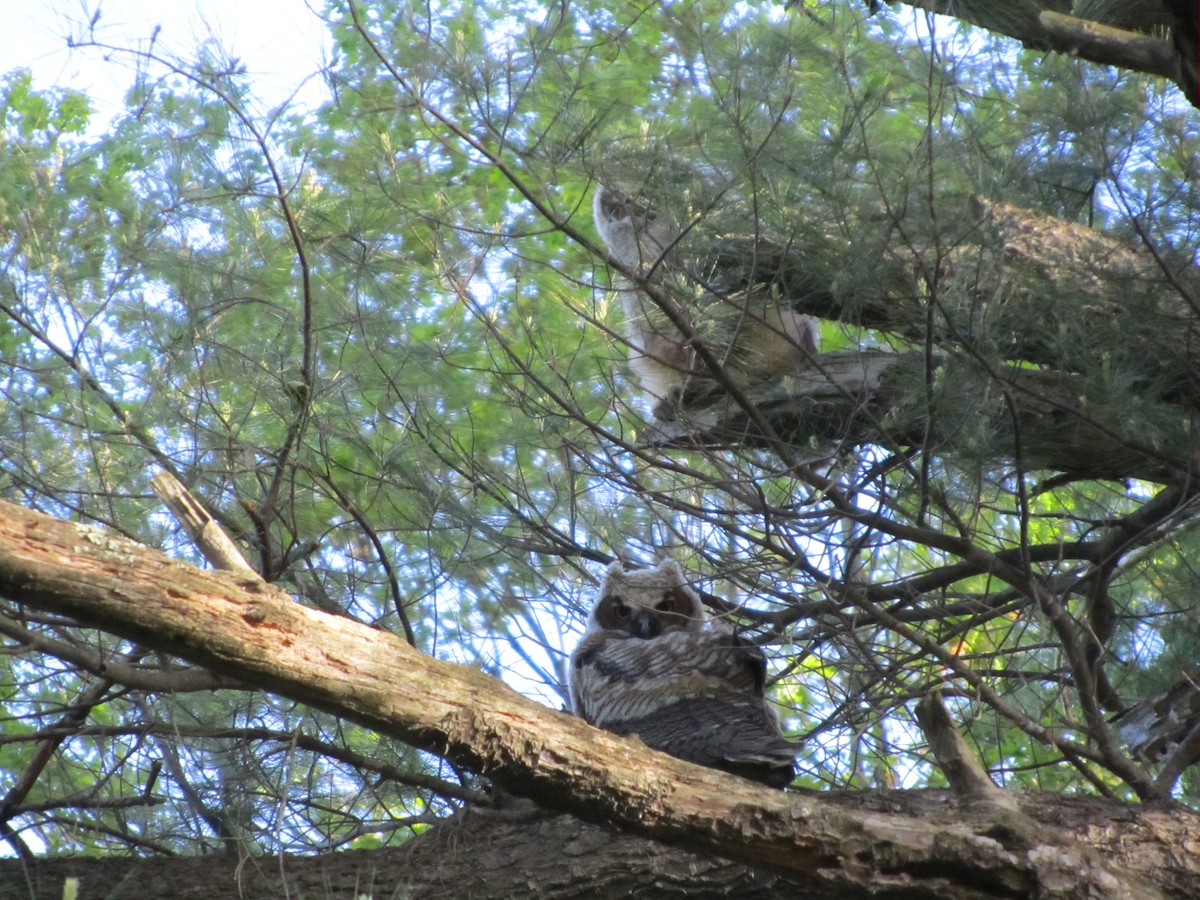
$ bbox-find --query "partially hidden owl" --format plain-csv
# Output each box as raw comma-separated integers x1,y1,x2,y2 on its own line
592,181,819,419
570,559,798,787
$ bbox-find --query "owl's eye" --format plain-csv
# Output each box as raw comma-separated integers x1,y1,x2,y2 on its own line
611,602,631,620
656,596,676,614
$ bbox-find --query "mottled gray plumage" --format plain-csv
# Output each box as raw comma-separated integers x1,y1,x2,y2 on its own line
570,560,797,787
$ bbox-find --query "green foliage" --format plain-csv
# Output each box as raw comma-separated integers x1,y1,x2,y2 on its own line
0,0,1198,858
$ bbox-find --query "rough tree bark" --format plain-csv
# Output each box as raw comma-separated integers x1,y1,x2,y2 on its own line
650,197,1200,482
650,349,1197,483
719,197,1198,386
3,790,1198,899
0,500,1199,897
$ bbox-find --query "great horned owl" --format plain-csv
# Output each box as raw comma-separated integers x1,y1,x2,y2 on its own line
569,559,798,787
592,182,819,419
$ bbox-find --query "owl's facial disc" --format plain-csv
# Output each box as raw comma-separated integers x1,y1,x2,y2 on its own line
598,594,662,638
597,586,700,639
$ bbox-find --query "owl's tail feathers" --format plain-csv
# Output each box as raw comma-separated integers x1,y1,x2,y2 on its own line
710,729,799,789
613,697,800,789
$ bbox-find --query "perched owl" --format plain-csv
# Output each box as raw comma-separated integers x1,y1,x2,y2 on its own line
592,181,819,419
570,559,798,787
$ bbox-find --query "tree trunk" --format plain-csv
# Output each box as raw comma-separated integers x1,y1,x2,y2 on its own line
2,790,1197,899
0,500,1198,897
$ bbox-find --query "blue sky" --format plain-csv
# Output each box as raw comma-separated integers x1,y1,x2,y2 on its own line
1,1,332,125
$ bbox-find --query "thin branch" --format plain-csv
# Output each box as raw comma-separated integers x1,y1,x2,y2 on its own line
0,612,238,693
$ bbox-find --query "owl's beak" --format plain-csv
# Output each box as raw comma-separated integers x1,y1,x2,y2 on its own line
629,610,662,639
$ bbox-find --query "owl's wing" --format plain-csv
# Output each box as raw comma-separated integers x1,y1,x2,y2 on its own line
570,626,798,787
618,694,798,788
571,626,758,723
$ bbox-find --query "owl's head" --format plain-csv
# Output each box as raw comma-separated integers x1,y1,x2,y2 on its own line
592,183,674,270
588,559,705,639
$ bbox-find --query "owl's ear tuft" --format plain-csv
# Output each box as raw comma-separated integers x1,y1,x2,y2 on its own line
656,559,685,580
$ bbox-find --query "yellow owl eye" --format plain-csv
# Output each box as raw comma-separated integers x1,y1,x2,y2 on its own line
611,602,631,619
656,596,676,613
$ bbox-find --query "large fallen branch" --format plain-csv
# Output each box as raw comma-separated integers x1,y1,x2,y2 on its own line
0,500,1197,895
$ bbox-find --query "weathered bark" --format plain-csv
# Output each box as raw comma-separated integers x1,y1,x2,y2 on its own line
663,195,1200,478
0,803,810,899
721,197,1199,394
3,790,1199,899
149,470,259,576
1,500,1199,896
651,350,1197,483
